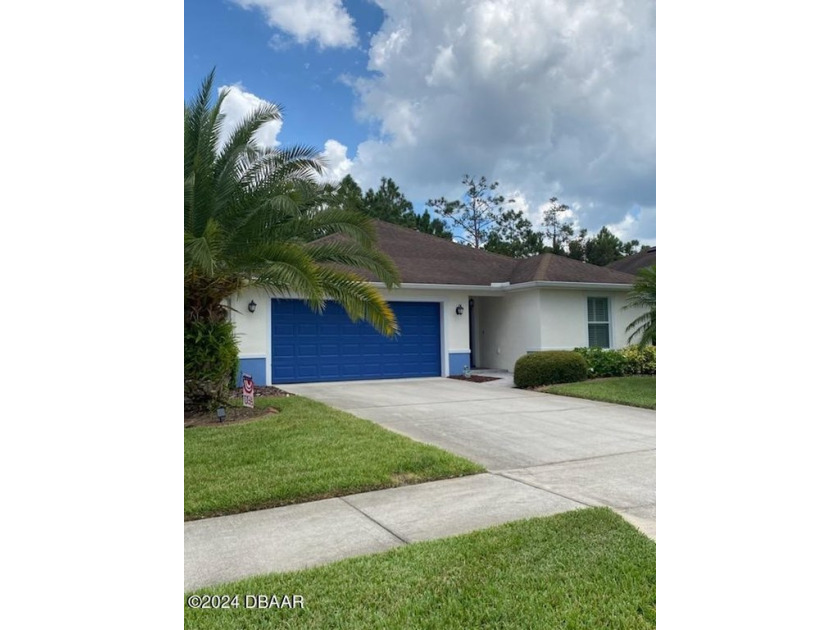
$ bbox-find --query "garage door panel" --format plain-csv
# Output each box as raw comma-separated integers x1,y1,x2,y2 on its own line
271,300,441,383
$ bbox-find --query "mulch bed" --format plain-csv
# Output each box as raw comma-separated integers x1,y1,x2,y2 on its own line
448,375,501,383
184,386,295,428
246,386,296,399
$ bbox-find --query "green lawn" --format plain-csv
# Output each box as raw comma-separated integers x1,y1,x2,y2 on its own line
184,508,656,629
185,396,484,520
541,376,656,409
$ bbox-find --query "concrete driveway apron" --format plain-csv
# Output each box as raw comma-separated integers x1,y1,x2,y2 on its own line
279,377,655,537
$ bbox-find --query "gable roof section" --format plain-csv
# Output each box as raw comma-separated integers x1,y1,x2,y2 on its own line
348,220,518,284
510,253,640,284
326,220,637,286
607,247,656,275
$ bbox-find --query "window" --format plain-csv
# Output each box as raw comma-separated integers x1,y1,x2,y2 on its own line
587,297,610,348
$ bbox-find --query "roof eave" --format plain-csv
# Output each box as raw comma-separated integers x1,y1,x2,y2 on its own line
506,280,634,291
368,282,507,294
367,280,634,292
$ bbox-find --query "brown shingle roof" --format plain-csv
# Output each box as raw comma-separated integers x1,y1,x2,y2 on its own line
345,220,517,284
511,253,639,284
328,220,637,286
607,247,656,275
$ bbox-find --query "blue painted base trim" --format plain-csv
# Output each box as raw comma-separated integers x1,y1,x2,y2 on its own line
237,357,267,386
448,352,471,376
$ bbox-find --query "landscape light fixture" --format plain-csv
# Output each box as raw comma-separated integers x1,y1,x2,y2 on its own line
217,407,226,423
248,300,257,313
455,304,464,315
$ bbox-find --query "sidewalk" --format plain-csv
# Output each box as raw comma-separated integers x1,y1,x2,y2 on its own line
185,472,585,591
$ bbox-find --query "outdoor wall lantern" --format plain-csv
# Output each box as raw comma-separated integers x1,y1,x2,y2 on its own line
217,407,226,423
248,300,257,313
455,304,464,315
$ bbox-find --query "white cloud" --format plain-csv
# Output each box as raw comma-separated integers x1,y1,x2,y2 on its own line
218,84,283,149
318,139,354,183
347,0,655,238
233,0,357,49
268,33,292,51
425,45,457,87
605,206,656,246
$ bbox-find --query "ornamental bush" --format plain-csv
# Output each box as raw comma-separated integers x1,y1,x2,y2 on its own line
513,351,589,388
184,319,240,412
573,347,629,378
620,345,656,375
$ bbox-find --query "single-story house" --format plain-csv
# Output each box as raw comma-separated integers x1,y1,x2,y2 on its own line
230,220,643,385
607,246,656,275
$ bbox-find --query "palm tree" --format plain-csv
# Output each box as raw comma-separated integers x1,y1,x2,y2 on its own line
185,70,400,410
623,266,655,347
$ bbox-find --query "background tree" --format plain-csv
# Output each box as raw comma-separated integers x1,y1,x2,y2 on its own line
543,197,572,254
363,177,414,226
364,177,453,238
415,209,453,239
322,174,364,214
184,71,400,411
584,227,640,266
427,175,515,248
623,266,656,346
566,228,588,260
622,240,642,257
485,208,545,258
548,225,640,265
326,176,453,239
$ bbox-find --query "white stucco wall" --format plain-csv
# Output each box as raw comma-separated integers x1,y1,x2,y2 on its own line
474,291,542,371
229,287,269,357
472,287,644,371
539,288,641,350
228,284,647,381
611,293,647,348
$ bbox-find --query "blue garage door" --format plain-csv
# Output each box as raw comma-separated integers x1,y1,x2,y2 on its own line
271,299,441,383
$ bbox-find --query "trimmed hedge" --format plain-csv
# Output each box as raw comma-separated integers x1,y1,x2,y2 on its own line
514,351,589,388
573,346,656,378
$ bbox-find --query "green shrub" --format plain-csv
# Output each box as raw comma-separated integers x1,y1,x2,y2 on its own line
620,345,656,375
573,347,629,378
514,351,589,388
185,319,239,412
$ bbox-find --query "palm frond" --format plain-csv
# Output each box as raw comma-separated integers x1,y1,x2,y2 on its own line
314,267,399,337
300,207,378,247
305,241,401,287
623,266,655,346
184,69,216,180
185,70,401,338
184,172,195,232
238,147,324,195
240,242,325,312
215,103,281,175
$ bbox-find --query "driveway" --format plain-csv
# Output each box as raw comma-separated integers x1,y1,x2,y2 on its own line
280,377,656,537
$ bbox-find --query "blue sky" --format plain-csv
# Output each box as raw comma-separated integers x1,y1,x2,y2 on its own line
185,0,656,245
185,0,384,151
